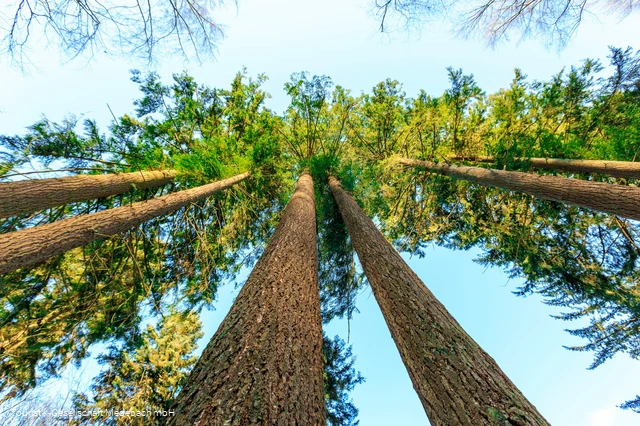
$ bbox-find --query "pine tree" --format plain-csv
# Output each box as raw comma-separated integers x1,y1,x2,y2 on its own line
450,156,640,179
0,169,177,219
0,70,286,399
365,167,640,410
168,172,325,425
1,52,639,420
329,175,549,425
0,172,249,274
398,157,640,221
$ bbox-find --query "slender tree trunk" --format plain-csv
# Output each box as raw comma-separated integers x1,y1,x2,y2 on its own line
329,176,549,426
0,169,177,218
400,158,640,221
0,172,249,274
168,172,325,426
449,155,640,179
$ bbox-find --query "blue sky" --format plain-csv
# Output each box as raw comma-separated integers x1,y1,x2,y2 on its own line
1,0,639,424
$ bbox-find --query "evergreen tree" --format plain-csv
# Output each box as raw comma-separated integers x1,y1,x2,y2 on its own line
329,175,549,425
0,169,177,219
449,156,640,179
398,157,640,221
2,49,640,420
168,172,325,424
0,70,287,399
0,172,249,275
72,310,203,426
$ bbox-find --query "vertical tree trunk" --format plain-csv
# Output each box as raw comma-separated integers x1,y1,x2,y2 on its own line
0,169,177,218
449,155,640,179
329,176,549,426
167,172,325,426
0,172,249,274
400,157,640,221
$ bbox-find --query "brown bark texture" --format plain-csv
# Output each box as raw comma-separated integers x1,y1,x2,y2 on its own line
400,157,640,221
0,169,177,218
329,176,549,426
167,172,325,426
450,155,640,179
0,172,249,275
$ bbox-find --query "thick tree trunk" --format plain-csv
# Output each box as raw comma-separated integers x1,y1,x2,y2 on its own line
167,172,325,426
400,157,640,221
329,176,549,426
450,155,640,179
0,169,177,218
0,172,249,275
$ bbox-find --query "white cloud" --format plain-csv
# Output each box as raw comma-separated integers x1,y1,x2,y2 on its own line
588,407,616,426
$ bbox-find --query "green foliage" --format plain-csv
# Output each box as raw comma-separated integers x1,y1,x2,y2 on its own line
323,335,365,426
1,214,165,400
311,156,365,326
0,69,288,400
341,47,640,412
282,72,361,163
368,161,640,366
443,68,484,155
72,309,203,425
2,46,640,417
353,79,407,159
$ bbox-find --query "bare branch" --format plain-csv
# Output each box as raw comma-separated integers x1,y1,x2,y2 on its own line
371,0,639,48
0,0,231,67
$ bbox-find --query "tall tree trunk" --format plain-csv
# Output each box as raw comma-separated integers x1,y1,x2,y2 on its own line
449,155,640,179
400,157,640,221
329,176,549,426
168,171,325,426
0,172,249,274
0,169,177,218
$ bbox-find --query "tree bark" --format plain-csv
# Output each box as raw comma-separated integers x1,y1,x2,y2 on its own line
0,169,177,218
167,171,325,426
329,175,549,426
400,157,640,221
449,155,640,179
0,172,249,275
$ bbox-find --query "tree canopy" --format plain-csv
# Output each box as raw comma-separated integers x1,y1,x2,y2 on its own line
1,45,639,419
